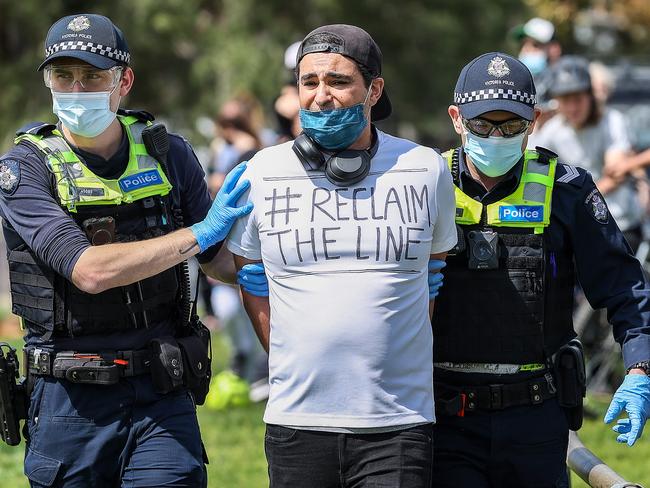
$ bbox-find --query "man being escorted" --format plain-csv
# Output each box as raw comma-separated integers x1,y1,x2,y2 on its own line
0,14,252,487
431,52,650,487
227,24,457,487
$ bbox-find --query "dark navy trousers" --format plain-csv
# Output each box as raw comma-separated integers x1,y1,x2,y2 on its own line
432,398,570,488
24,375,206,487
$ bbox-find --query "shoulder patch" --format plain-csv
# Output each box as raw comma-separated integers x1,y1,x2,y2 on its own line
556,163,583,185
15,122,56,137
584,188,609,224
0,159,21,195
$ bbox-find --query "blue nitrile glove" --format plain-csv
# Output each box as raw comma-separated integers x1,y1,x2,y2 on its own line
237,263,269,297
191,162,253,252
603,373,650,446
428,259,447,299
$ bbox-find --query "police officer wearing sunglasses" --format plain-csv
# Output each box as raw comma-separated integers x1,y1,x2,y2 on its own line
0,14,254,487
430,52,650,487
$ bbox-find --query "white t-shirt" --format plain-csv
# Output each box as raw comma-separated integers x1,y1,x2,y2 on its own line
529,109,641,231
227,130,457,429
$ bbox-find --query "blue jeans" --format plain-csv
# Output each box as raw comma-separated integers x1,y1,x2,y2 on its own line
24,375,206,487
432,398,569,488
265,424,433,487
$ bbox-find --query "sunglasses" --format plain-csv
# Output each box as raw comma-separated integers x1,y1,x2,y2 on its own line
462,117,531,138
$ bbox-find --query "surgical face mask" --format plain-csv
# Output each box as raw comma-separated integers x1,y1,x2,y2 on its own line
519,52,547,76
299,88,371,151
463,130,526,177
52,90,117,138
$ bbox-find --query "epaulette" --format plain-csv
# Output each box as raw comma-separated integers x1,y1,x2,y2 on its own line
555,162,586,187
15,122,56,137
534,146,558,165
117,108,155,122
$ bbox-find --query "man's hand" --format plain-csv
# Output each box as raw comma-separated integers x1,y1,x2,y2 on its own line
604,373,650,446
428,259,446,299
237,263,269,297
191,162,253,252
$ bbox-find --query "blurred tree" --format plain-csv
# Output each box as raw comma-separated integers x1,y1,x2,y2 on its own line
1,0,542,152
525,0,650,59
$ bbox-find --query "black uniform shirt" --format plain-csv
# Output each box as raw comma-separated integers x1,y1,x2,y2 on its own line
456,148,650,369
0,117,220,350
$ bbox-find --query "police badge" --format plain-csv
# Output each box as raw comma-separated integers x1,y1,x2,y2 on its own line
585,189,609,224
67,16,91,32
487,56,510,78
0,160,20,195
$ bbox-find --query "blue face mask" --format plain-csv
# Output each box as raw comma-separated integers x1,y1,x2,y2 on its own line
463,130,526,177
52,90,117,138
519,52,547,76
299,89,371,151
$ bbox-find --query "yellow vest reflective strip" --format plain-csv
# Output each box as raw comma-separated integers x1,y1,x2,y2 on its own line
444,149,557,234
15,116,172,212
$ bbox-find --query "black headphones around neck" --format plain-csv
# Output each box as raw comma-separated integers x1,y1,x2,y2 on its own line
292,132,374,186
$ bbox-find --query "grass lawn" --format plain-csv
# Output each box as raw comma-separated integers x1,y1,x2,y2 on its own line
1,334,649,487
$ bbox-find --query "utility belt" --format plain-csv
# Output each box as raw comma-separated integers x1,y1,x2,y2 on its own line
1,318,212,447
434,339,586,430
434,372,557,416
26,348,152,385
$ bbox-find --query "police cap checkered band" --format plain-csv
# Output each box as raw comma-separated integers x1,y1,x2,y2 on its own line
453,88,536,105
44,41,130,63
38,14,130,71
454,52,537,121
296,24,392,121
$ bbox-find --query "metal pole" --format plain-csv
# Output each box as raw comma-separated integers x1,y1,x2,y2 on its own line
567,430,644,488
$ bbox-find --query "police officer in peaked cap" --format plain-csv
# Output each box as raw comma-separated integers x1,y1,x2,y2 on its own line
428,52,650,487
0,13,257,487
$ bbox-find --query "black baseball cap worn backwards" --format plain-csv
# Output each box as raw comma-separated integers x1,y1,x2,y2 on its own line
296,24,392,121
38,14,130,71
454,52,537,121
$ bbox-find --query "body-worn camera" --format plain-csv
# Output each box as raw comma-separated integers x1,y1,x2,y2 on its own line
83,216,115,245
467,230,499,270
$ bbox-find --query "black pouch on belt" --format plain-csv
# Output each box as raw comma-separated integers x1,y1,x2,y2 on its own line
177,317,212,405
149,336,184,394
553,339,586,430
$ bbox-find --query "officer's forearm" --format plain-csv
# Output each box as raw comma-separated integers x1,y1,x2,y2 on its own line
200,245,237,284
71,228,200,294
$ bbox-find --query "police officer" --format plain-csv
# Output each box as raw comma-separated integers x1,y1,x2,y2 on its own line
430,52,650,487
0,14,253,487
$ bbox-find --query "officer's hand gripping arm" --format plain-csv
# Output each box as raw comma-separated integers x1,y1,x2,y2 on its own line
234,254,270,352
428,259,446,299
237,262,269,297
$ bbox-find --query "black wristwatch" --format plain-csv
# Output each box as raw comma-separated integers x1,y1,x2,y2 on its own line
627,361,650,376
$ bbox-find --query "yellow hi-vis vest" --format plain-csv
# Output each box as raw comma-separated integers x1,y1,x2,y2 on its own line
443,148,557,234
14,115,172,212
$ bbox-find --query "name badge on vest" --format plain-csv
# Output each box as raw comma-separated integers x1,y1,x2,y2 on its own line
499,205,543,222
119,169,163,193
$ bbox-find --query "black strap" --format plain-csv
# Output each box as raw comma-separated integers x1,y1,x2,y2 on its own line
190,269,201,322
434,375,556,414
